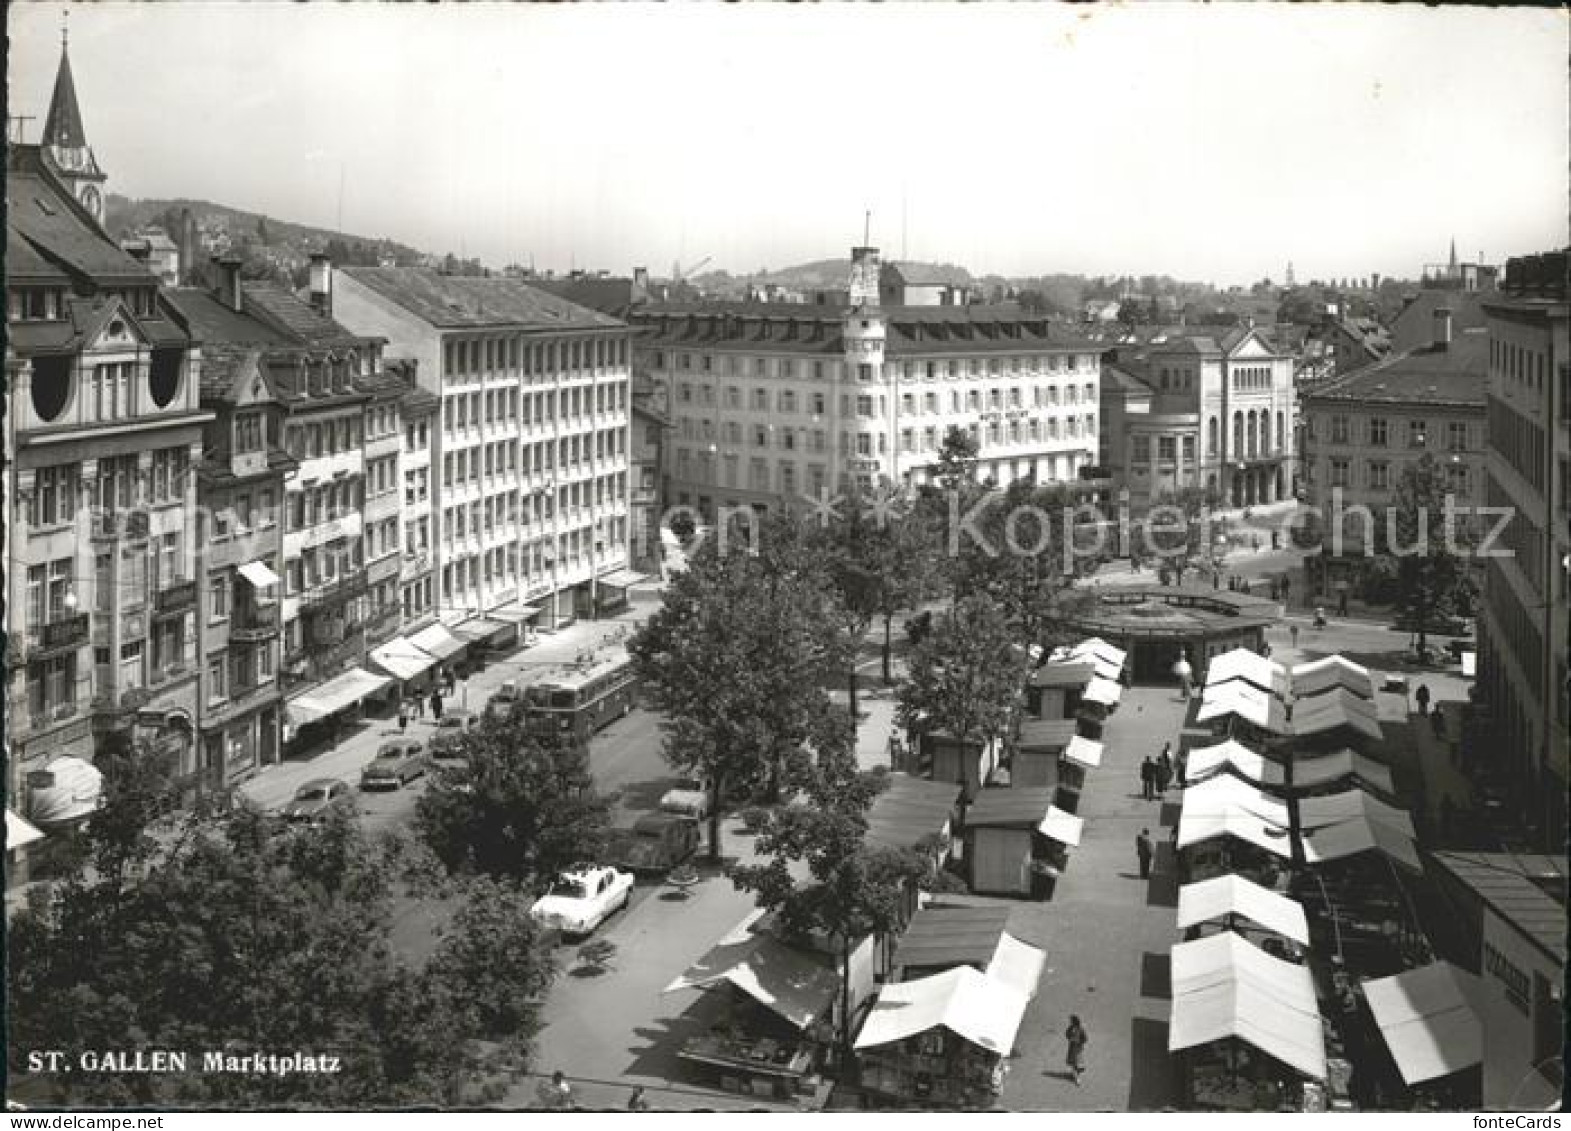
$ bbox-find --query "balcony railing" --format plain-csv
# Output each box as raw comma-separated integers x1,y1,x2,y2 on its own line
156,579,197,614
90,509,151,541
231,604,280,642
297,569,368,611
32,613,90,654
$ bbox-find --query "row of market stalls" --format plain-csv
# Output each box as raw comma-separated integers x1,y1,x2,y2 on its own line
1167,653,1486,1110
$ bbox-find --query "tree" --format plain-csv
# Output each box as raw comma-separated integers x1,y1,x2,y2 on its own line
7,805,549,1106
415,716,609,883
1117,300,1147,327
897,593,1030,764
1142,484,1225,585
630,516,850,861
729,765,926,1074
929,425,980,494
255,215,272,246
1385,453,1477,656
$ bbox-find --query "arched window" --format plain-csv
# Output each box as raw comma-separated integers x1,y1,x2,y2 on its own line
1246,410,1258,456
1232,411,1243,456
1276,411,1286,452
1207,417,1218,457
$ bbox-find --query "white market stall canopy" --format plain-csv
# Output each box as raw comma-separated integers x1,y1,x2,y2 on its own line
6,808,46,849
237,559,281,589
1186,740,1285,788
1361,962,1483,1086
285,667,392,727
1296,788,1416,840
1063,735,1104,769
1081,677,1123,707
665,910,840,1030
1292,748,1394,794
985,933,1047,1001
1205,647,1287,694
1050,647,1120,683
1196,681,1284,731
1036,806,1084,847
1069,637,1126,669
1176,875,1310,946
370,637,439,682
1299,815,1422,873
1291,655,1376,700
1290,690,1383,741
29,757,104,824
1181,775,1291,829
1177,810,1296,858
1169,931,1326,1080
854,965,1029,1058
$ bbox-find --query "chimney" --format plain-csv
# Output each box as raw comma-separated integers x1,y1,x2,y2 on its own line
1433,307,1453,349
309,253,332,316
213,254,243,313
849,245,881,308
632,266,649,303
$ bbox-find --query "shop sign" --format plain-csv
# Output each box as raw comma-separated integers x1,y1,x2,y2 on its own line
1483,940,1531,1015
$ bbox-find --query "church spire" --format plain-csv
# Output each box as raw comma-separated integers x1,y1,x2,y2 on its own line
44,15,88,151
1448,236,1458,271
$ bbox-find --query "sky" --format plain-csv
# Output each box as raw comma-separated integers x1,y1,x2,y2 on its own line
8,2,1568,286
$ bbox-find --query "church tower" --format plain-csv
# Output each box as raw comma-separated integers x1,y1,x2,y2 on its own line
42,20,107,225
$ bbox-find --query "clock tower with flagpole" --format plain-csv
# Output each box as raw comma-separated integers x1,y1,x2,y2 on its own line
42,12,108,225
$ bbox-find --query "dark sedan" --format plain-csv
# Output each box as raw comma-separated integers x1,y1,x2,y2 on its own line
281,778,355,822
360,739,429,790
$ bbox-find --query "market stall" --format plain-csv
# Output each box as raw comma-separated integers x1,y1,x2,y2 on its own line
1361,962,1482,1095
921,730,991,800
1176,810,1294,885
1196,680,1289,741
964,788,1059,898
1169,931,1328,1110
863,775,960,856
664,911,841,1099
1289,748,1394,796
1186,739,1286,789
1290,655,1376,700
891,904,1045,1000
1177,874,1311,949
1025,661,1094,720
1296,788,1416,841
1204,647,1287,696
1055,735,1104,808
1298,815,1422,874
1181,774,1291,828
854,965,1030,1109
1011,719,1079,788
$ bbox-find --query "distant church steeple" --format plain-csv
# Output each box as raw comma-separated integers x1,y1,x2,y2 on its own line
43,12,107,225
1285,261,1296,288
1448,236,1458,272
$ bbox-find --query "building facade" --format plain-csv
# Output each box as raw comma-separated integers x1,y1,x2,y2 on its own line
1477,251,1569,852
1099,326,1297,510
6,44,210,815
634,247,1100,516
1300,311,1488,562
330,267,636,627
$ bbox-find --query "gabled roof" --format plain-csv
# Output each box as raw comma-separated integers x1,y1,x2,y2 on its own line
1302,333,1487,409
242,283,368,348
1429,852,1567,963
166,287,295,348
895,904,1014,972
886,262,973,288
6,147,151,284
531,276,642,318
967,787,1056,828
340,267,625,331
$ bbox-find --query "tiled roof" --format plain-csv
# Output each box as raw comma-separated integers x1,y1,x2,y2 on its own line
242,283,366,348
1303,332,1488,408
1103,365,1154,396
339,267,625,330
531,276,641,318
1389,289,1492,353
6,148,153,283
1430,851,1566,962
966,786,1056,828
166,287,295,348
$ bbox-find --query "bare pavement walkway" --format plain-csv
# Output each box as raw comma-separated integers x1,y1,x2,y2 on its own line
1001,684,1189,1112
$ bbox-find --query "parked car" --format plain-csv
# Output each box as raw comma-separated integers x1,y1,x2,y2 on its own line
528,865,634,938
360,739,429,790
281,778,355,822
605,812,702,875
430,709,480,759
659,777,711,820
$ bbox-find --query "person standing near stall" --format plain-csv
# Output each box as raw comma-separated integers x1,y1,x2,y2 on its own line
1139,756,1156,801
1135,828,1154,879
1415,683,1431,717
1063,1016,1088,1085
430,688,444,721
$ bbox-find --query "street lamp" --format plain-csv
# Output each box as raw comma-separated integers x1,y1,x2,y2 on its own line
62,588,79,614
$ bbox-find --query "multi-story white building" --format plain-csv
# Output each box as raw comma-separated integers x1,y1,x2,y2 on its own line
330,268,635,627
1478,251,1569,853
633,246,1100,514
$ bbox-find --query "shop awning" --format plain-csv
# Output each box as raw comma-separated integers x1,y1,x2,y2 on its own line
1069,637,1126,668
854,965,1029,1057
986,933,1046,1001
1299,815,1422,872
409,623,468,663
1361,962,1483,1086
488,603,542,623
1177,811,1295,858
1291,655,1375,700
451,617,510,643
1296,788,1415,840
1037,806,1084,847
1063,735,1103,769
1292,748,1394,794
597,568,649,589
1197,681,1284,730
285,667,392,727
1050,646,1120,682
1176,875,1310,945
665,910,839,1030
1181,775,1290,829
1290,690,1383,740
370,637,439,682
237,560,280,589
1186,740,1285,788
1082,677,1123,707
1205,647,1287,695
1169,932,1326,1080
29,757,104,824
6,809,46,849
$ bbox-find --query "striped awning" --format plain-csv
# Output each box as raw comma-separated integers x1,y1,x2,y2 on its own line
286,667,392,726
409,623,468,663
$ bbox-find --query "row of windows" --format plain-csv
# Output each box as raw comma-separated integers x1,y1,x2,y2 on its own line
1486,398,1547,497
1320,414,1470,450
1232,365,1275,392
366,516,401,562
654,352,1098,380
280,539,361,598
285,479,359,533
367,455,399,498
1492,335,1551,399
441,474,627,541
284,415,363,461
441,383,627,435
1132,435,1200,464
1323,457,1472,494
443,335,628,381
402,577,435,623
365,402,400,442
439,430,626,489
405,419,432,453
25,448,192,529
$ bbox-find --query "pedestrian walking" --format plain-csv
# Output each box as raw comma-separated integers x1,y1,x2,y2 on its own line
398,702,410,733
1139,756,1156,801
1290,623,1300,649
1313,605,1327,629
430,689,444,721
1173,651,1194,700
1337,584,1349,617
1064,1016,1088,1085
1175,748,1188,788
1431,706,1447,739
1415,684,1431,717
1281,576,1290,604
411,692,425,719
1155,757,1173,796
1136,828,1154,879
627,1086,650,1111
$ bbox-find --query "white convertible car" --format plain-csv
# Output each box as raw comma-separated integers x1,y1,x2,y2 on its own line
529,865,634,938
